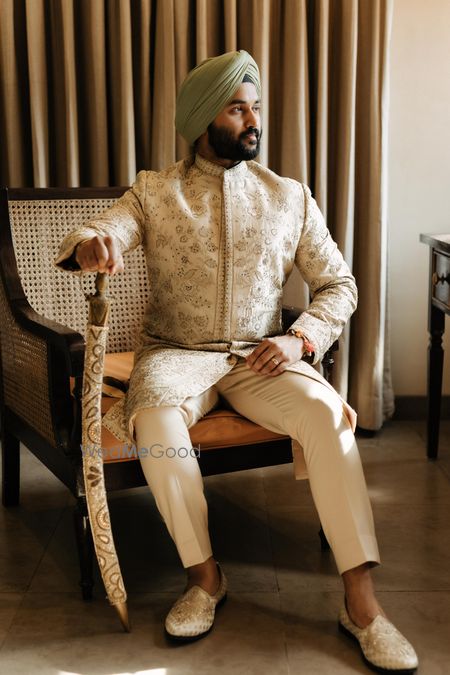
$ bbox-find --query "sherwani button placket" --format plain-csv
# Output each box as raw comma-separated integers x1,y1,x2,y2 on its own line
221,171,234,343
213,189,227,341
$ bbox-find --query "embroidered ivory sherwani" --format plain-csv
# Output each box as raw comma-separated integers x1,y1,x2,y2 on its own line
56,154,358,453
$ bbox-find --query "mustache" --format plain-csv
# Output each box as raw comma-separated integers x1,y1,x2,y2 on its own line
241,127,260,140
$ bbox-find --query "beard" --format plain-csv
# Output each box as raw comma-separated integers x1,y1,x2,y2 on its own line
207,122,261,161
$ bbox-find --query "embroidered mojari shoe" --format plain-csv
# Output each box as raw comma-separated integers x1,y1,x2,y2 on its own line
339,605,419,674
165,563,227,641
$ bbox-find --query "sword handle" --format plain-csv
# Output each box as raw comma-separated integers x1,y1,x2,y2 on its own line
89,272,111,327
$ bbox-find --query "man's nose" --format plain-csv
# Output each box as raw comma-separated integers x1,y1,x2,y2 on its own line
245,109,259,128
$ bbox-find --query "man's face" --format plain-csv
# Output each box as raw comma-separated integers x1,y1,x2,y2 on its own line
206,82,261,161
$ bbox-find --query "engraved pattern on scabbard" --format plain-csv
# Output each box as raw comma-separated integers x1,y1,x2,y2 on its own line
82,324,127,606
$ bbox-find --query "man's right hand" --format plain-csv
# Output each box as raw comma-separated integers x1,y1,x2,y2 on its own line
75,235,124,274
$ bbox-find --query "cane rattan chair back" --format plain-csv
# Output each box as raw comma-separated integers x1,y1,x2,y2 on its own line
0,187,333,600
7,192,149,353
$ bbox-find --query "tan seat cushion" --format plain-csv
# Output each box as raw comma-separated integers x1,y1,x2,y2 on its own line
104,351,134,382
82,352,289,463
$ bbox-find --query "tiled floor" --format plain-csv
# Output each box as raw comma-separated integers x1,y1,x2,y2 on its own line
1,420,449,674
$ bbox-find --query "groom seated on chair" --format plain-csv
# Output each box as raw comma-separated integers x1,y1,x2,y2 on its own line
56,50,418,673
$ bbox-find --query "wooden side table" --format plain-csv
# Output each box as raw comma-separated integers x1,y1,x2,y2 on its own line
420,234,450,459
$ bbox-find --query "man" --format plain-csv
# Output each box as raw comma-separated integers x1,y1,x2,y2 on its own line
56,51,418,673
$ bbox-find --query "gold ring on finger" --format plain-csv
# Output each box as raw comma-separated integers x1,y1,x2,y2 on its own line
271,357,280,366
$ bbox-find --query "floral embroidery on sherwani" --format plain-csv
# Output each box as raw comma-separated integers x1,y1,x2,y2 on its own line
56,154,357,444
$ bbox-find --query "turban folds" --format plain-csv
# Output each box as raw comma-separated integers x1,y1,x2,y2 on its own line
175,50,261,145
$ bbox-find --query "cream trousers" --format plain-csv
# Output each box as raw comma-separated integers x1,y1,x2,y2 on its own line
134,358,380,575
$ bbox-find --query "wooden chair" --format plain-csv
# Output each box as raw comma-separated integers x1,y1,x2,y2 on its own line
0,187,336,600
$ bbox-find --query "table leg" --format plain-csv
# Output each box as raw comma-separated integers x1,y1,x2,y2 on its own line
427,304,445,459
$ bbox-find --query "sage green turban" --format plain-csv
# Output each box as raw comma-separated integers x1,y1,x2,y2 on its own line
175,50,261,144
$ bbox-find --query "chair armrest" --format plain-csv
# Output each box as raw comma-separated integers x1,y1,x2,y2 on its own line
0,289,85,451
9,299,85,377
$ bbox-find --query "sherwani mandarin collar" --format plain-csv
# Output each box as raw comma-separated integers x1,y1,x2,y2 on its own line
194,154,248,178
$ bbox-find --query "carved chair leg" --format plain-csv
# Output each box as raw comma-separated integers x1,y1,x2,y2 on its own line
318,526,330,551
73,498,95,601
1,422,20,507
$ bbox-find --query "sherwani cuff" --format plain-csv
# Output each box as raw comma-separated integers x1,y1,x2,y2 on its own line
54,232,95,273
288,313,332,365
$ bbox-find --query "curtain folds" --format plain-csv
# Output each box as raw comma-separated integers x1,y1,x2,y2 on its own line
0,0,394,429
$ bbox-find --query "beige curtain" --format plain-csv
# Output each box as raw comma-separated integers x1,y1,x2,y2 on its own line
0,0,393,429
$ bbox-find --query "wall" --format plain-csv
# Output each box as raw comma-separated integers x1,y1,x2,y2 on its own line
388,0,450,395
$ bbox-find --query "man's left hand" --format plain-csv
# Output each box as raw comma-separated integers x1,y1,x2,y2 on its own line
246,335,304,376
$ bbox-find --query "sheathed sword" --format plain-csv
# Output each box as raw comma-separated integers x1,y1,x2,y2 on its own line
82,272,130,632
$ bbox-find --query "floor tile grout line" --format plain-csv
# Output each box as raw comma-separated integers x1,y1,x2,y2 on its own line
23,501,71,596
436,462,450,483
0,591,27,653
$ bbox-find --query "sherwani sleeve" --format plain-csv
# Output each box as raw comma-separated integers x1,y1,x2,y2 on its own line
54,170,147,272
288,184,358,364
